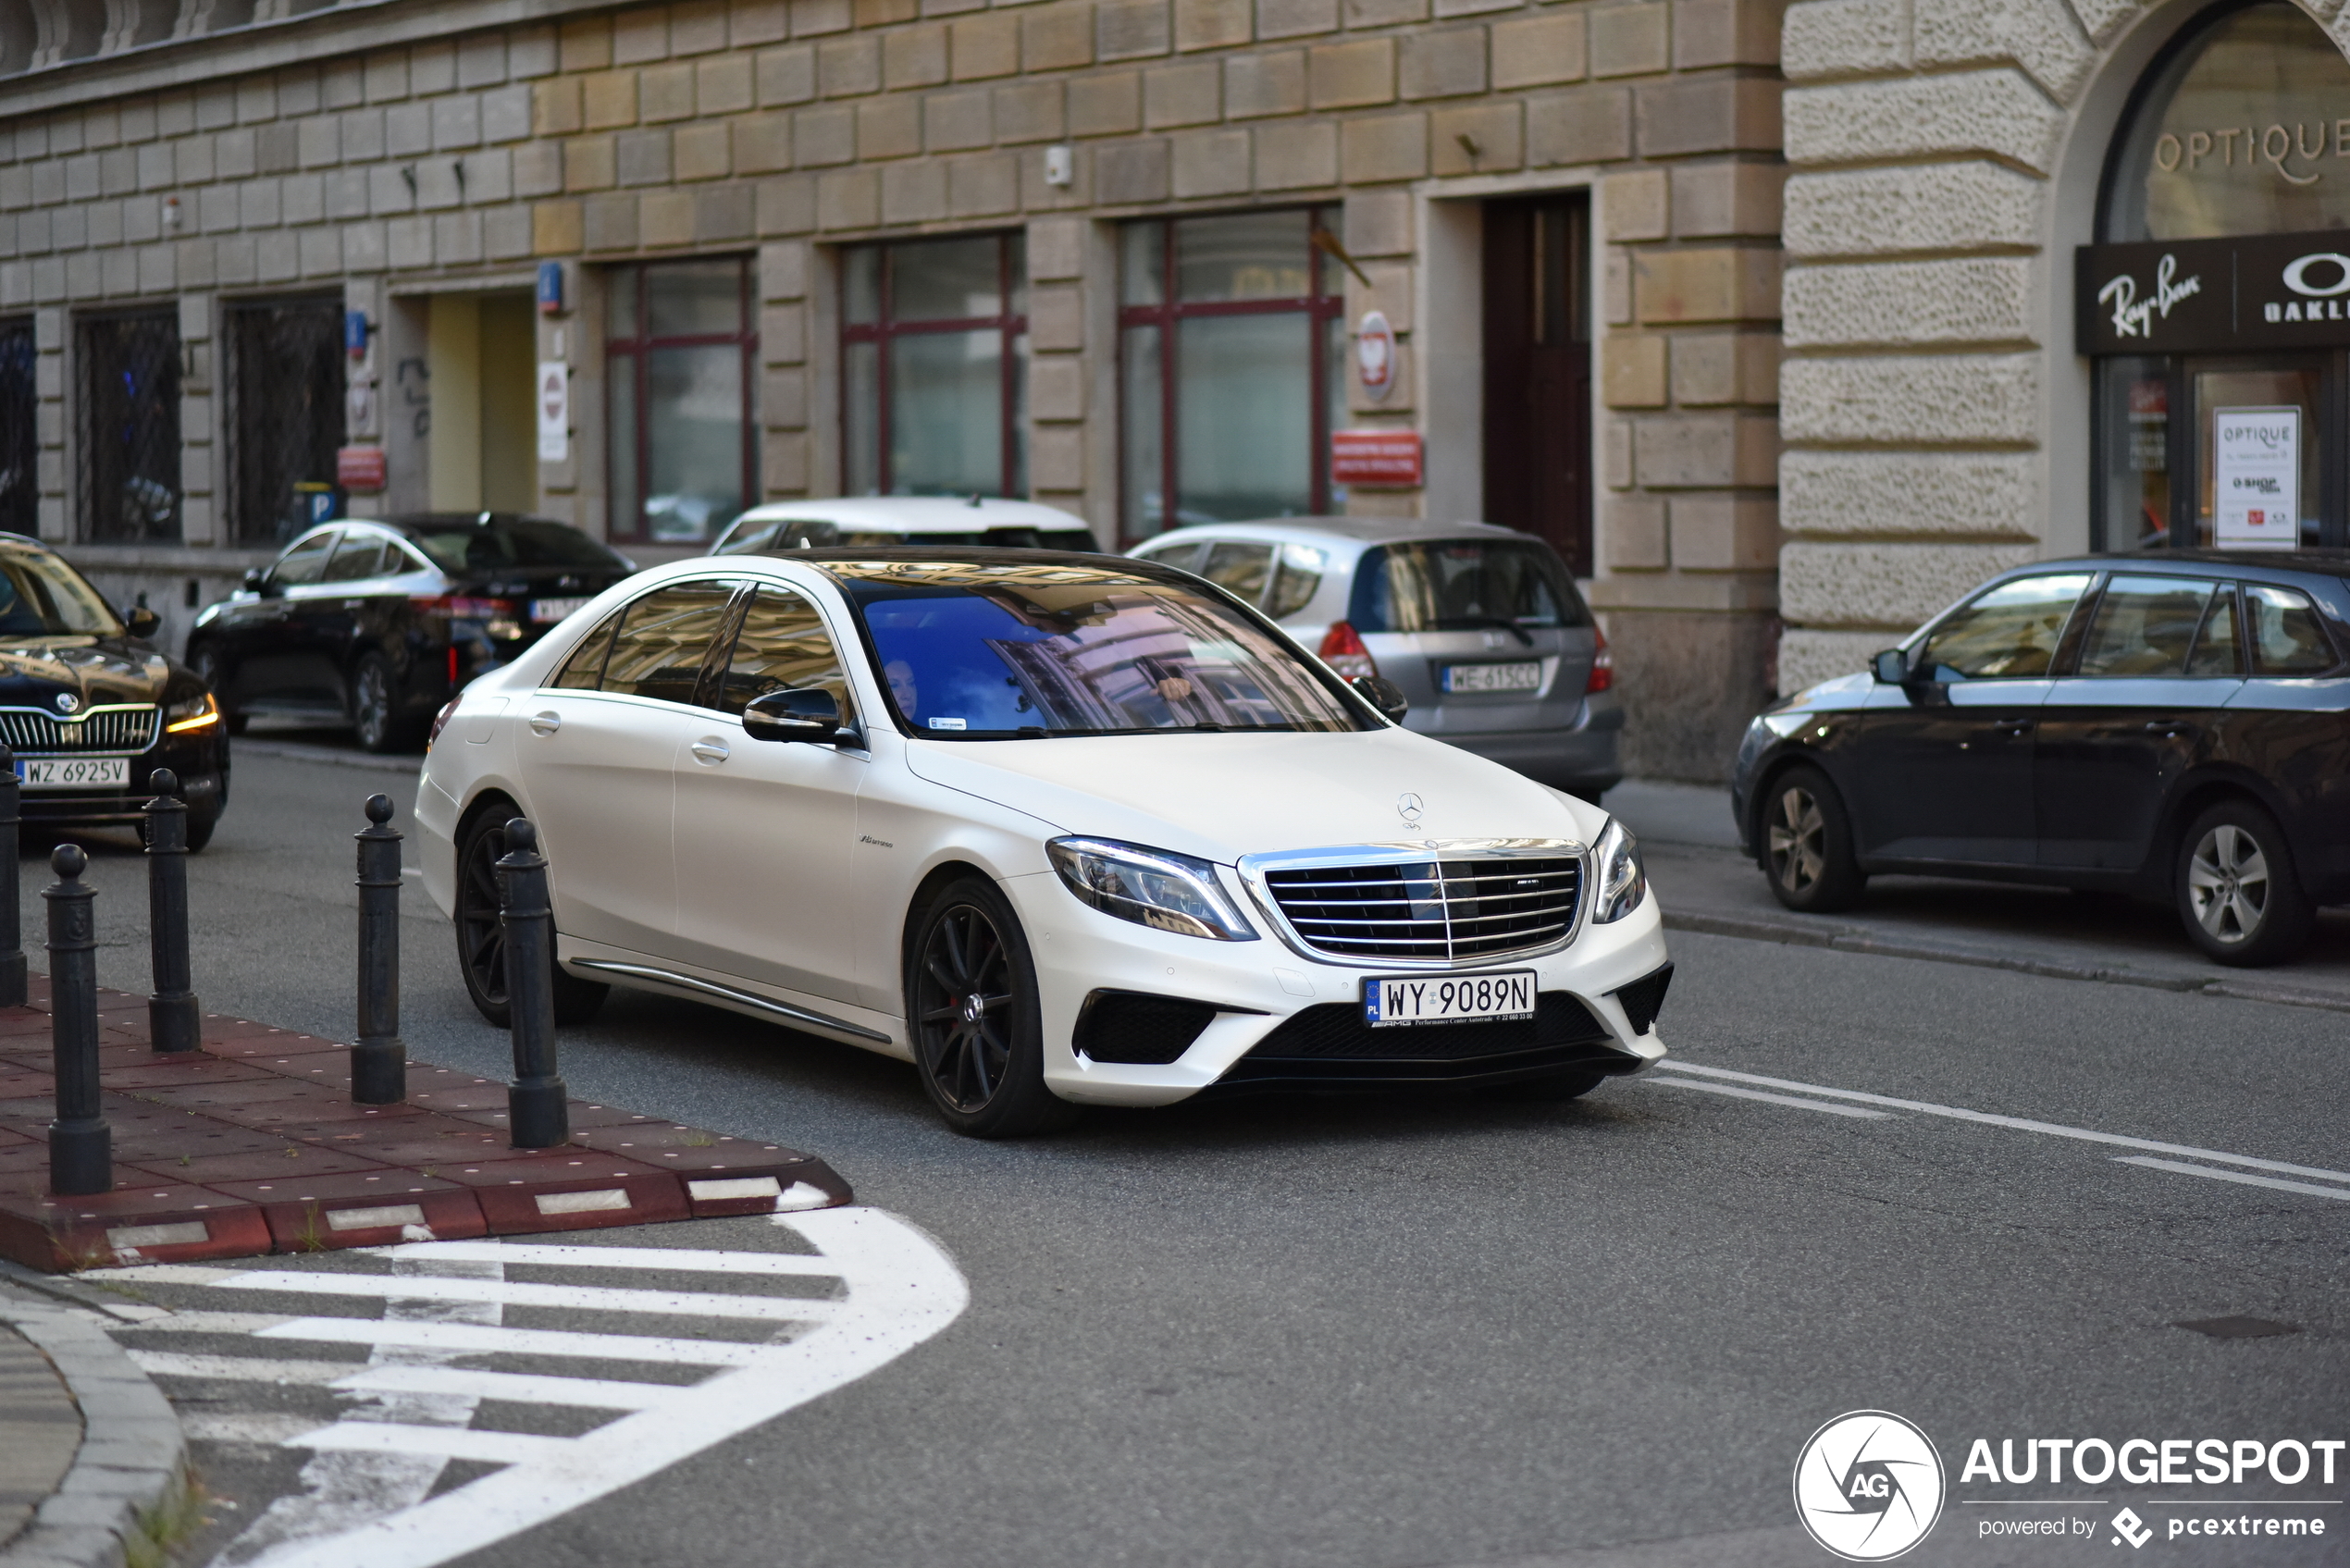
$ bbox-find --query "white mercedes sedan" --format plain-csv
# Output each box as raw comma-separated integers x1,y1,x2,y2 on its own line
414,549,1672,1137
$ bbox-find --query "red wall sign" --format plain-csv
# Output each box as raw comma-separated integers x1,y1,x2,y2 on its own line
336,446,387,492
1330,429,1423,488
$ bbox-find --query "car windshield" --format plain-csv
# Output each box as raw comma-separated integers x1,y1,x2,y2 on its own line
724,521,1101,555
0,549,121,638
1352,538,1590,633
833,561,1367,737
404,519,630,574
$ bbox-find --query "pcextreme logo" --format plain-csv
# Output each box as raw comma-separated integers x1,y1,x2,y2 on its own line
1794,1411,1948,1562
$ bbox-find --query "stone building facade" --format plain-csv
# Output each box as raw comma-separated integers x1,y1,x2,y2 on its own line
1775,0,2350,693
0,0,1784,779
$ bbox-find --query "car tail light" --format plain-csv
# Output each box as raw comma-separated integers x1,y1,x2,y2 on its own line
1318,621,1379,682
1586,625,1614,694
427,697,462,749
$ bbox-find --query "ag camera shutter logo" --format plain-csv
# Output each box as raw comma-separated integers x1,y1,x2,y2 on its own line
1793,1411,1947,1561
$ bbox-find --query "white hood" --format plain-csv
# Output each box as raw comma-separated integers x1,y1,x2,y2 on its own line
901,727,1604,864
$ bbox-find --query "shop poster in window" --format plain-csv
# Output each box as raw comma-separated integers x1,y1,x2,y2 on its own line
2213,406,2300,549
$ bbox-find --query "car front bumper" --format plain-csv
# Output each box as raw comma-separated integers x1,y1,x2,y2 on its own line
1003,870,1671,1107
14,736,228,827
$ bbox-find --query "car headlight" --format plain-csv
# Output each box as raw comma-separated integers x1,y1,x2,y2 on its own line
1047,837,1258,942
165,692,220,733
1590,817,1646,923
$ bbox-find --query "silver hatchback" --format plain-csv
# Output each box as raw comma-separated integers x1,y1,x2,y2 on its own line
1129,518,1621,798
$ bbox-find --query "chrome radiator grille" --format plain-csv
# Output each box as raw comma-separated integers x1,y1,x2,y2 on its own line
0,706,161,755
1261,853,1583,964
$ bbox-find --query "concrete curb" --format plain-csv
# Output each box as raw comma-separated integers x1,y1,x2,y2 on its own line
0,1282,186,1568
1663,909,2350,1016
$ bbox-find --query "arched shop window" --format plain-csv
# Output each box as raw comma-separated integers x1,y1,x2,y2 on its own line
2087,1,2350,550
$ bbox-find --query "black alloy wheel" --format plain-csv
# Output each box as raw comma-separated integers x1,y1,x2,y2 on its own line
907,878,1074,1138
351,652,414,754
189,647,247,736
455,811,610,1028
2176,799,2314,968
1761,764,1866,913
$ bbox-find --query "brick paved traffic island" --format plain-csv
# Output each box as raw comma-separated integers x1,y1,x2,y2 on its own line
0,977,851,1272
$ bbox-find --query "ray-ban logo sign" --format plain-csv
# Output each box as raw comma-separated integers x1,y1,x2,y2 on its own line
2080,230,2350,353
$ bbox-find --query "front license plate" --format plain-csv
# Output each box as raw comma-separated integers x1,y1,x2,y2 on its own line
530,597,588,624
1441,661,1541,694
18,757,130,790
1363,969,1537,1028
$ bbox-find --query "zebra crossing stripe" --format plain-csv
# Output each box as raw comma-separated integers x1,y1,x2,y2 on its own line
105,1206,967,1568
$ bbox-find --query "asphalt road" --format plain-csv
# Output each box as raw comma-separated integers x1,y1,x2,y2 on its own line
35,737,2349,1568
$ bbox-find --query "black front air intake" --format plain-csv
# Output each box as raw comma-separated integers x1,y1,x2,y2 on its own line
1073,990,1220,1065
1611,962,1673,1036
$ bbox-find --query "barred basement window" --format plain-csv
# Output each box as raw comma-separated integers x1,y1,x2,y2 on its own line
226,296,346,548
77,310,181,545
0,318,32,538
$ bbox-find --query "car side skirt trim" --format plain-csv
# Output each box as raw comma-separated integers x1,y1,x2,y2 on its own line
567,958,895,1044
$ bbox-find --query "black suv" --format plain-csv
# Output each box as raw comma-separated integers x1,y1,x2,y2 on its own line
1733,551,2350,967
190,514,636,751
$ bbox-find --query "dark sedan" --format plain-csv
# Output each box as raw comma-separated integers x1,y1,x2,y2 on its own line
0,533,229,848
189,513,636,751
1733,551,2350,967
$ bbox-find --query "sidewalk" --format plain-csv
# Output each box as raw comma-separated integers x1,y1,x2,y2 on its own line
1605,780,2350,1013
0,978,851,1273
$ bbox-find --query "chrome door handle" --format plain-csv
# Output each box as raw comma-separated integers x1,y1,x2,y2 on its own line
690,739,729,764
1991,719,2034,733
528,711,561,736
2143,719,2189,735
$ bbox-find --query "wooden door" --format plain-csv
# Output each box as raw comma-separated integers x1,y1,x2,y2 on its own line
1483,198,1592,576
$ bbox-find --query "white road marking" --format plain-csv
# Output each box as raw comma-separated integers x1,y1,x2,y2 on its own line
103,1207,965,1568
1649,1077,1893,1119
2114,1156,2350,1202
1654,1061,2350,1184
215,1269,841,1324
254,1316,776,1365
125,1352,352,1386
186,1413,340,1445
330,1364,686,1410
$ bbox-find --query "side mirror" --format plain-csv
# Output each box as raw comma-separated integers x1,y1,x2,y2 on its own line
1871,648,1910,685
1350,674,1409,723
243,568,272,596
743,686,847,744
124,606,161,639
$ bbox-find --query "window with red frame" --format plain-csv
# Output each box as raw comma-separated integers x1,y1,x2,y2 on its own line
842,233,1029,498
1118,208,1346,543
607,258,758,546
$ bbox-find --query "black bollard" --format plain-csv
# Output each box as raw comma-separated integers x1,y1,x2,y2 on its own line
352,794,407,1104
142,770,199,1054
46,845,109,1195
499,817,567,1148
0,743,23,1007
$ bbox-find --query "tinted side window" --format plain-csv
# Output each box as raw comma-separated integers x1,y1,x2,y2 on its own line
1136,542,1205,574
598,580,741,703
2246,585,2338,675
323,535,388,582
551,610,622,689
1916,574,2092,679
1201,542,1274,604
2185,586,2242,675
2076,575,2217,678
712,586,849,716
268,533,338,588
1266,543,1326,620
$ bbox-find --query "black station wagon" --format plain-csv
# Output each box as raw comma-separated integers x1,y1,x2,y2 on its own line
1731,552,2350,967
